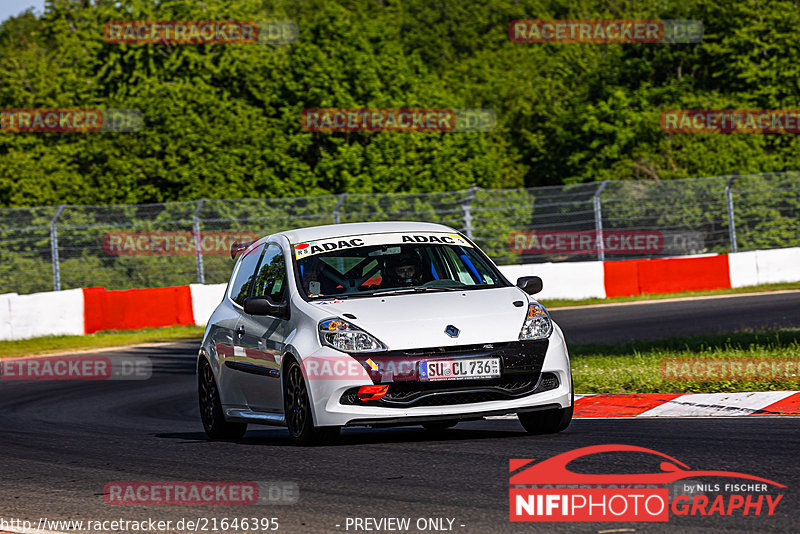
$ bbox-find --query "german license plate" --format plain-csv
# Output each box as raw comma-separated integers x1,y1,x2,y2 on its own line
419,358,500,381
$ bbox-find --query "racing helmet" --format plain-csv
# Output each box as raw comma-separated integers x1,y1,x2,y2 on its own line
385,251,423,286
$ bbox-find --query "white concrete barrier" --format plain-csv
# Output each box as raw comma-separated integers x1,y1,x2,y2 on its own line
499,261,606,300
728,250,759,288
0,293,15,341
189,283,227,326
729,247,800,287
1,288,84,341
754,247,800,284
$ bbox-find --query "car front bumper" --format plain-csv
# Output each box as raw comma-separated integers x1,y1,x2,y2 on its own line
305,327,572,427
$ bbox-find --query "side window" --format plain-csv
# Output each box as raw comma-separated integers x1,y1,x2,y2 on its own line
229,244,265,306
251,244,287,302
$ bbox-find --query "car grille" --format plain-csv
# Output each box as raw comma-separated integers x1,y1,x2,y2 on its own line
347,339,549,383
339,372,560,407
399,342,512,356
534,372,559,394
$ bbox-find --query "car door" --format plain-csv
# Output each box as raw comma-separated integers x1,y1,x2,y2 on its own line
234,243,290,412
215,242,265,407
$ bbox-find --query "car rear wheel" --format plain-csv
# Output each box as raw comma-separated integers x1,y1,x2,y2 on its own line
199,358,247,440
284,359,340,445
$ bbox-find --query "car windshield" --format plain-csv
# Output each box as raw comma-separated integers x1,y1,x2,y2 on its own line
292,232,505,299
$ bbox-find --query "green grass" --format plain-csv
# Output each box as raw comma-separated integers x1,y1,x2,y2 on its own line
0,325,205,359
572,329,800,394
540,281,800,309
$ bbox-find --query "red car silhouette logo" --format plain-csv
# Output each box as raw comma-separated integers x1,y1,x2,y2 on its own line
510,444,785,487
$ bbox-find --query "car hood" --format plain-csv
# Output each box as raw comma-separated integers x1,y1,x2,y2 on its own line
307,287,532,350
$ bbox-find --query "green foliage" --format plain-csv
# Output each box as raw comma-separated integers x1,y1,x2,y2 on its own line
2,1,800,293
1,0,800,208
0,0,523,207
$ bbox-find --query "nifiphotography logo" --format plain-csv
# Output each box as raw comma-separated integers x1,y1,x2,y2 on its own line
509,444,785,522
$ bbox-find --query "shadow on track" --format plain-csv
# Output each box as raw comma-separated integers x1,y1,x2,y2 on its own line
156,425,532,447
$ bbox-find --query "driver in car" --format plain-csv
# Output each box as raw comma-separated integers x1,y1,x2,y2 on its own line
383,253,423,288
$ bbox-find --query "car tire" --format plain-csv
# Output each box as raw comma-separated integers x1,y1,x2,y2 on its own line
518,405,572,435
518,378,574,435
284,359,340,445
422,420,458,431
198,358,247,440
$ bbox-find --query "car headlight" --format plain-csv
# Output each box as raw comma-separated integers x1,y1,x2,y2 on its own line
318,318,387,353
519,302,553,340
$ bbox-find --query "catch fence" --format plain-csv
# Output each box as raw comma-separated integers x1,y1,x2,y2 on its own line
1,172,798,294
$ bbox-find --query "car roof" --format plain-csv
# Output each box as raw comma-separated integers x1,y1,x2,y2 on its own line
277,221,458,244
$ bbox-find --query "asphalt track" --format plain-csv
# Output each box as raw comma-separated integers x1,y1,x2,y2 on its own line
549,290,800,344
2,292,800,534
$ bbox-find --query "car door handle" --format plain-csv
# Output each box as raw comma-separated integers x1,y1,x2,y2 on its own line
235,325,245,337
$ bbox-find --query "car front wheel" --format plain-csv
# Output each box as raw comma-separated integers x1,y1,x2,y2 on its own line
518,405,573,434
284,359,340,445
518,380,574,435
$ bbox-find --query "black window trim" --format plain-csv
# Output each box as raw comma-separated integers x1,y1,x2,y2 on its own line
227,242,267,309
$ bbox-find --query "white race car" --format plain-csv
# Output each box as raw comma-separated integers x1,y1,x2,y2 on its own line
198,221,572,444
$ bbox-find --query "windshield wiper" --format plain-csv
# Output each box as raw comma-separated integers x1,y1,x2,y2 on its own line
309,286,462,301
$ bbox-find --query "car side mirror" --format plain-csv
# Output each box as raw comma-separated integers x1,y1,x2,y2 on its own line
243,296,290,319
516,276,543,295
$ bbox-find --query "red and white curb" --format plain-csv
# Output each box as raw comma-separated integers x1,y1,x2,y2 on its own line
489,391,800,419
573,391,800,417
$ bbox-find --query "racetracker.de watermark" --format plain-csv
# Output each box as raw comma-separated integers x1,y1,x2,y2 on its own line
661,109,800,133
509,19,703,43
1,355,151,381
660,358,800,381
509,230,663,255
104,20,298,44
104,481,298,505
2,516,279,532
300,355,418,382
103,231,259,256
301,108,496,132
0,109,142,133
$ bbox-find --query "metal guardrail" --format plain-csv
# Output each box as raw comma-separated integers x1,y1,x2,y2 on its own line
0,172,798,294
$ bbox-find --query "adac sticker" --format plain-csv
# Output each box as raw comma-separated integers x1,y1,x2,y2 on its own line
293,232,472,259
